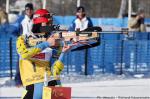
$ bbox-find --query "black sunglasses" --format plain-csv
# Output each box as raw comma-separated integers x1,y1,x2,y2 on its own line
42,14,53,19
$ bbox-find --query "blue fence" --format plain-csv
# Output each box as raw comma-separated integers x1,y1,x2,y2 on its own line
1,32,150,77
53,16,150,27
53,16,129,27
6,15,150,30
1,16,150,77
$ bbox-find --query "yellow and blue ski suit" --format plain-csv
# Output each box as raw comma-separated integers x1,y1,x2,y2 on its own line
16,35,64,99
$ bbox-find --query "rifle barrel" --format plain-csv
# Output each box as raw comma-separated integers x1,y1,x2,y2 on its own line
52,31,141,34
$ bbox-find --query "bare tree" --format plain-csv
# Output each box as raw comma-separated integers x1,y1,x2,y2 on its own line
118,0,127,18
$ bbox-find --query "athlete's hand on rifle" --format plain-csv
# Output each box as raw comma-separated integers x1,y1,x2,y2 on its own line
62,45,72,53
46,34,59,47
62,42,79,52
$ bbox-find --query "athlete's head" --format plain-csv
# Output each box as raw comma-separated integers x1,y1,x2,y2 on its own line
32,9,53,33
33,9,53,25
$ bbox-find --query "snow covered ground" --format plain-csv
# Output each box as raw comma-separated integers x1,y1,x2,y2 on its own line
0,75,150,99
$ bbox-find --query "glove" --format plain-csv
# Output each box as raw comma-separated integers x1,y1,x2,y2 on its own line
52,60,64,79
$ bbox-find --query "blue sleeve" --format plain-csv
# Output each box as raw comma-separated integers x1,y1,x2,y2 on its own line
87,17,93,27
50,49,58,65
35,42,50,50
68,19,76,31
58,52,66,63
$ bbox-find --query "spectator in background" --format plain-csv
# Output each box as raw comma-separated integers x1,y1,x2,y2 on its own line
127,8,146,40
0,7,8,25
21,3,34,36
69,6,93,31
128,8,146,32
69,6,94,74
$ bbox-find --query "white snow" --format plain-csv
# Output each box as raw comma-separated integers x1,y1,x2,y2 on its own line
65,79,150,98
0,78,150,99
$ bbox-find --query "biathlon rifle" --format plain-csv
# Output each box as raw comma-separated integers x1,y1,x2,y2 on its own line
26,25,102,51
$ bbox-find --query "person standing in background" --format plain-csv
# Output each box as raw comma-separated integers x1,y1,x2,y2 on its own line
69,6,94,75
69,6,93,31
0,7,8,25
127,8,146,40
21,3,34,36
128,8,146,32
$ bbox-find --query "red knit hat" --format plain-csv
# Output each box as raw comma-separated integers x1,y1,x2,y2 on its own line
33,9,51,24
